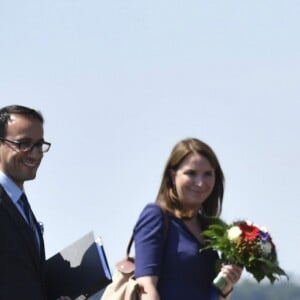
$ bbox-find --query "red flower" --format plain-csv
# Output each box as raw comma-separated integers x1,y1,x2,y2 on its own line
239,222,259,241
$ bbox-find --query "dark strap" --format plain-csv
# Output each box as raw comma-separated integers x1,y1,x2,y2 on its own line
126,210,169,258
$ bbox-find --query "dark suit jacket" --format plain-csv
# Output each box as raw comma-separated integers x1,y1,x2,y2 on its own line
0,184,47,300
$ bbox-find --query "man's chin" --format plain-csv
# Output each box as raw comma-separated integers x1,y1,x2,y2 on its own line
24,172,38,181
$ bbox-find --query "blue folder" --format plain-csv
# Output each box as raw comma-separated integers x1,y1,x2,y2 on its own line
45,231,112,300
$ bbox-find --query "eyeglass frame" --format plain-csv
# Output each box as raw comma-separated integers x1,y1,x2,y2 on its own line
0,137,51,153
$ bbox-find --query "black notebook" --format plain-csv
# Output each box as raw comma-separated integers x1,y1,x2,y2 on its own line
45,231,112,300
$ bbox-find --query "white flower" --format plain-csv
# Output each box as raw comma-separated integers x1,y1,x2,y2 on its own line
259,226,268,233
227,226,242,241
246,220,253,226
260,241,272,255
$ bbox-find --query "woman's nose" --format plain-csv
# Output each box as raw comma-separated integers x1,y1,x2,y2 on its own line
194,176,204,186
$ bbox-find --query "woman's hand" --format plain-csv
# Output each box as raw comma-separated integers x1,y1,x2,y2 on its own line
218,264,243,298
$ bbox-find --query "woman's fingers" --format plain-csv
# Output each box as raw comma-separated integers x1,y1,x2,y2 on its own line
221,264,243,284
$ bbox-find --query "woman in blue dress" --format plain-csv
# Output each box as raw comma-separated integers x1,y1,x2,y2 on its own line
133,138,243,300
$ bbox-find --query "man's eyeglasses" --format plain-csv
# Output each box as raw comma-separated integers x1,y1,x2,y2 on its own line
0,137,51,153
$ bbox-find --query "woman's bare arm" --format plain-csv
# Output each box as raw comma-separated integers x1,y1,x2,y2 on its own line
136,275,160,300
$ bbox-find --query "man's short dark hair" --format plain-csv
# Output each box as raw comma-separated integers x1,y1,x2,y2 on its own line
0,105,44,137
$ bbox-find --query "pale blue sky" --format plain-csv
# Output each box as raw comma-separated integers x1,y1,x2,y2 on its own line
1,0,299,282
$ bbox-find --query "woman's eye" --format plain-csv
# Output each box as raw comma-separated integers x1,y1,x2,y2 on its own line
204,171,214,177
185,170,196,176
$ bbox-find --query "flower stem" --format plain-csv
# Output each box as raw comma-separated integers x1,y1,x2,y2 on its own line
213,273,227,291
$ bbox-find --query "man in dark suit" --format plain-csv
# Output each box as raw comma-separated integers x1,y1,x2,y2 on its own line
0,105,56,300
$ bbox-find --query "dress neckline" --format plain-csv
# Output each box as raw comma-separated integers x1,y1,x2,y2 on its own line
178,217,205,245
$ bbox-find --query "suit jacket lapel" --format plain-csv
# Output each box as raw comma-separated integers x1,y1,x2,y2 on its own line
0,186,43,270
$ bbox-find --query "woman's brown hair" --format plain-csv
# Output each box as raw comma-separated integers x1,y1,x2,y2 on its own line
156,138,224,219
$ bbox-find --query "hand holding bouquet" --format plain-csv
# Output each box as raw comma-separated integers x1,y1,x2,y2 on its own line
202,219,288,290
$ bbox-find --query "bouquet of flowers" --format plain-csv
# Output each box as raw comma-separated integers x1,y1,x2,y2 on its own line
202,218,288,289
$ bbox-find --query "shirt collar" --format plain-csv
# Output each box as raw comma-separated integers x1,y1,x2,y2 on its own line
0,171,23,204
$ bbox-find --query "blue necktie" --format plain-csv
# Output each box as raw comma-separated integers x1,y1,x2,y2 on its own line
19,193,36,232
19,193,42,255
